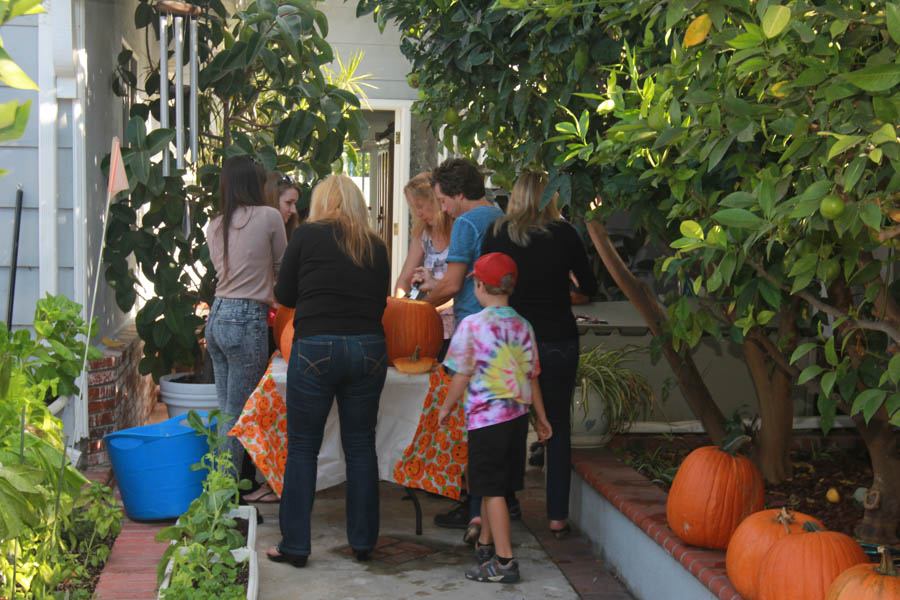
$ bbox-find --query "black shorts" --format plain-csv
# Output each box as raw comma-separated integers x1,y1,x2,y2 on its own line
467,414,528,497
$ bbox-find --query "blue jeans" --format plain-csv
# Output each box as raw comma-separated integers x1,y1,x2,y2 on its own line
278,334,388,557
538,338,579,521
205,298,270,479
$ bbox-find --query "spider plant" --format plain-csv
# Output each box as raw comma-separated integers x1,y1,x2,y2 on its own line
575,345,653,438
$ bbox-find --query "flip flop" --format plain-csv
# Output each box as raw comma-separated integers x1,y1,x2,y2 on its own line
551,523,571,539
244,486,280,503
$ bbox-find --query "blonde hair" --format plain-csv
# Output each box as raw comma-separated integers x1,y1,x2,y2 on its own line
404,172,453,242
493,171,561,246
309,174,383,267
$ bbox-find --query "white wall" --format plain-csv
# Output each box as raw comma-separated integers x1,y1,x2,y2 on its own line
317,1,417,102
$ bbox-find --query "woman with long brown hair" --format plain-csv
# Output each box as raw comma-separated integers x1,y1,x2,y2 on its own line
268,175,390,567
264,170,308,240
206,155,288,479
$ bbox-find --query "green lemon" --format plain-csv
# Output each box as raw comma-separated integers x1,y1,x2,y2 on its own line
823,260,841,283
406,73,420,89
819,195,845,220
443,108,460,126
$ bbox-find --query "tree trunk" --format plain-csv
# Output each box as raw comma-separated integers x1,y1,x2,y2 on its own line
742,305,798,484
830,278,900,545
584,219,727,443
854,413,900,545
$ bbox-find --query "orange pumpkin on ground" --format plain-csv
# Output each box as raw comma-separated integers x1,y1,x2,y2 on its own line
666,435,764,550
826,546,900,600
381,297,443,365
726,507,825,600
394,345,434,374
273,306,295,358
757,522,869,600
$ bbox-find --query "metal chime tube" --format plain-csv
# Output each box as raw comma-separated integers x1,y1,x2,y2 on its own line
174,15,184,170
190,17,198,164
159,13,169,175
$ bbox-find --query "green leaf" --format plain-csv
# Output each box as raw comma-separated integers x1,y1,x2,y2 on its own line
850,389,887,423
887,354,900,385
720,253,737,284
871,123,897,146
858,200,882,230
790,342,818,364
885,392,900,418
818,392,836,435
842,64,900,92
886,3,900,45
0,46,38,90
821,371,836,398
827,134,865,160
712,208,764,229
679,220,704,239
761,5,791,38
0,99,30,143
842,156,866,193
824,336,838,366
798,364,824,385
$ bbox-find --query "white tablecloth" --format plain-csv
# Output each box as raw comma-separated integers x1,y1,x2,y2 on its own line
266,356,430,491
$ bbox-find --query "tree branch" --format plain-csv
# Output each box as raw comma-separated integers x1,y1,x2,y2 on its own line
746,258,900,345
877,224,900,242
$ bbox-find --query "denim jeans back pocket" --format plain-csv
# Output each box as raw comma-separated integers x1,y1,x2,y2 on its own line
358,339,387,377
295,340,333,376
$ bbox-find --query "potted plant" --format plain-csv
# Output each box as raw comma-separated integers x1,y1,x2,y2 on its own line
572,344,653,447
155,410,258,600
103,1,366,415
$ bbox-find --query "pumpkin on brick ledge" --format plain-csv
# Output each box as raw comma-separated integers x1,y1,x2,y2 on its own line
381,297,443,366
666,434,764,550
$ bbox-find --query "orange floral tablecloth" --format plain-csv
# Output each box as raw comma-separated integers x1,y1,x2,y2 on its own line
392,368,467,500
229,352,466,500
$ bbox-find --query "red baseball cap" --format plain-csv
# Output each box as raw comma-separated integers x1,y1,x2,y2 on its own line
468,252,518,287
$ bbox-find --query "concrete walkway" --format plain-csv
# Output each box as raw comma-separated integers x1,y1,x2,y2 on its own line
255,469,633,599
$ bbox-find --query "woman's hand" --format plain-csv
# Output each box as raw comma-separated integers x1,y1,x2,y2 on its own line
536,417,553,442
412,267,437,292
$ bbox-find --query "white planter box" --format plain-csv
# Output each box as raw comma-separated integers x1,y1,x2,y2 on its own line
157,505,258,600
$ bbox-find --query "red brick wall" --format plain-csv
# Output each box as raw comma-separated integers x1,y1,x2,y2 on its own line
84,325,157,466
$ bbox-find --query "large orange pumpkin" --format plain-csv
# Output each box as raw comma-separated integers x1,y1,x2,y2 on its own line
757,522,869,600
666,435,764,549
726,508,825,600
273,306,295,359
381,296,443,365
826,546,900,600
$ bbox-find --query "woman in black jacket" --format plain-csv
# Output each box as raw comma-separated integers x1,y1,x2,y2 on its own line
482,171,598,538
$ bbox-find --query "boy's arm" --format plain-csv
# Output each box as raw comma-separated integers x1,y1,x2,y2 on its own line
530,378,552,442
439,372,470,426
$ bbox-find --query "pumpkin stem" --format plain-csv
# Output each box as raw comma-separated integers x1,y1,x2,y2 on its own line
411,345,420,361
802,521,824,533
774,507,795,535
875,546,898,577
720,433,752,456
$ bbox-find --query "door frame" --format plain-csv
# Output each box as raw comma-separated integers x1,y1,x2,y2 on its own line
364,99,412,289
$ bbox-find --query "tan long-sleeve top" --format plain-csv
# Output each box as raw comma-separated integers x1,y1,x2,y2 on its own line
208,205,287,306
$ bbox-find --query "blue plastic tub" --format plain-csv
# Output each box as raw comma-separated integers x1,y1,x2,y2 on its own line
104,412,212,520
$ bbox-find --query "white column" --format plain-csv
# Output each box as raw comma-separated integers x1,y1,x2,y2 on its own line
38,6,59,297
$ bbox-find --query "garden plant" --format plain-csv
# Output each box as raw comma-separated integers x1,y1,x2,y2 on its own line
0,296,122,599
359,0,900,545
155,410,252,600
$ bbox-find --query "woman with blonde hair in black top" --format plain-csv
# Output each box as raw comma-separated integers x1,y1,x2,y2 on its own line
482,171,597,539
267,174,390,567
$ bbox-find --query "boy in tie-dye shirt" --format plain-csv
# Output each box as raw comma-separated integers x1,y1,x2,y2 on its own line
439,252,552,584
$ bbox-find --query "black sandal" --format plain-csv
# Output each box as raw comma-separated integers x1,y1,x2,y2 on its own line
551,523,572,539
266,546,308,567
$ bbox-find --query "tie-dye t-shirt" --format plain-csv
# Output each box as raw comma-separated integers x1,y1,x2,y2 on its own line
443,306,541,431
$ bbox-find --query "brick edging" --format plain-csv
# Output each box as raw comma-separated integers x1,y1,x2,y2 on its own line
572,448,743,600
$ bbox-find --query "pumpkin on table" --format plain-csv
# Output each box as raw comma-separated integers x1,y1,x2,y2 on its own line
381,296,443,366
666,434,764,550
757,521,869,600
726,507,825,600
826,546,900,600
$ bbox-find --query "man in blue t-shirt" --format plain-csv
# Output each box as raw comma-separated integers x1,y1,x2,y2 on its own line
416,158,503,325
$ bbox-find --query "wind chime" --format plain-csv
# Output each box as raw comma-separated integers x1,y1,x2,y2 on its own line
157,0,201,236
